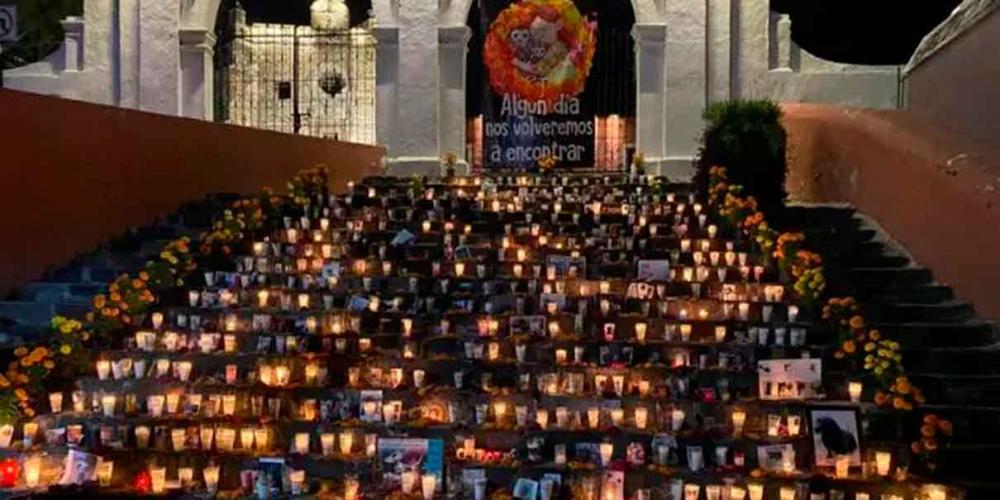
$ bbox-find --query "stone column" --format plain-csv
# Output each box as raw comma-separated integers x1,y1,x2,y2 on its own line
60,17,84,72
373,25,399,167
180,28,216,120
663,0,707,179
632,23,668,175
138,0,181,115
385,2,441,176
438,25,471,174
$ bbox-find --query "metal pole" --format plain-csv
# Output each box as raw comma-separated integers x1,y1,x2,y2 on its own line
293,27,301,134
0,44,5,88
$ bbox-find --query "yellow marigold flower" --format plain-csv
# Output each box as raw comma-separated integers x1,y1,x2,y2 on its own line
133,279,145,289
24,408,35,418
842,340,856,354
42,360,54,370
60,344,72,355
14,389,27,400
0,376,8,388
13,347,27,357
864,342,876,352
868,329,881,341
109,292,122,303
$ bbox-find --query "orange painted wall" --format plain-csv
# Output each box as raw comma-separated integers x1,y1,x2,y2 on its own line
783,103,1000,319
0,89,384,295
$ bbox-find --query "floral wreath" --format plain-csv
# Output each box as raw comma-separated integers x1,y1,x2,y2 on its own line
483,0,597,109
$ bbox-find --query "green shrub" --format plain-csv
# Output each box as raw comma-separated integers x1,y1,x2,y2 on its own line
695,100,788,216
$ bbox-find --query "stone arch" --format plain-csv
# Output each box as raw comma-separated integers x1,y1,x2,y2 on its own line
438,0,663,27
179,0,224,120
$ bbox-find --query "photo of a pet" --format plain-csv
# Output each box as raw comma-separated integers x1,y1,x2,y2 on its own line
809,407,862,466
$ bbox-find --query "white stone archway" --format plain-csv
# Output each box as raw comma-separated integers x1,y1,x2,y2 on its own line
370,0,682,176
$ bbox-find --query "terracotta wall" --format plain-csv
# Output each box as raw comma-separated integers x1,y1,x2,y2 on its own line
907,13,1000,155
783,102,1000,319
0,89,384,295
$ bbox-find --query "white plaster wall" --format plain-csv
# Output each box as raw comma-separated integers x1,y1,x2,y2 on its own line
906,11,1000,152
6,0,221,119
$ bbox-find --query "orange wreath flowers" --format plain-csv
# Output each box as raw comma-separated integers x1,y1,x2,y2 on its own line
484,0,597,109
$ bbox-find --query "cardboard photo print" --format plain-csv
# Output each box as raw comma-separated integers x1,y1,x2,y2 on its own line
757,359,823,400
637,260,671,282
810,407,862,467
510,315,547,337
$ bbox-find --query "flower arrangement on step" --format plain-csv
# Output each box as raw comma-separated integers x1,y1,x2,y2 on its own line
825,297,924,410
0,166,331,422
911,413,954,473
537,154,557,172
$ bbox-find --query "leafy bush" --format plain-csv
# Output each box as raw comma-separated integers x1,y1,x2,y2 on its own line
695,100,788,217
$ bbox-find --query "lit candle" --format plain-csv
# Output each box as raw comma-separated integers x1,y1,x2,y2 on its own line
835,455,850,478
203,465,220,493
321,433,335,457
222,394,236,416
715,325,726,343
635,407,649,429
345,476,360,500
421,474,437,500
172,428,187,451
683,484,700,500
732,409,747,436
747,483,764,500
339,432,354,456
149,466,166,494
24,456,41,488
611,408,625,426
305,361,320,384
294,432,310,455
493,401,508,422
849,381,863,403
178,467,193,487
366,434,378,457
96,460,114,486
49,392,63,414
875,450,892,476
635,322,647,342
147,395,165,417
22,422,38,448
536,409,549,429
455,262,465,277
599,442,614,466
588,407,600,429
779,487,795,500
671,408,685,432
96,360,111,380
255,428,269,451
101,394,116,417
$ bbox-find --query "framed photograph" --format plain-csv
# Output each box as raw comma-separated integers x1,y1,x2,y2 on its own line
757,359,822,400
510,315,546,337
513,478,539,500
809,407,862,467
756,443,795,472
637,259,671,281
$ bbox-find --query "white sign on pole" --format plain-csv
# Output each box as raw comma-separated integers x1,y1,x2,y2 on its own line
0,6,17,43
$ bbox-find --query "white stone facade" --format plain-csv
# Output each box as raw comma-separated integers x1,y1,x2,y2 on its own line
223,20,376,144
4,0,901,179
4,0,220,120
374,0,901,178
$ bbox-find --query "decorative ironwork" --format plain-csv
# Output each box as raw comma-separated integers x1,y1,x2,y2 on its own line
216,23,376,144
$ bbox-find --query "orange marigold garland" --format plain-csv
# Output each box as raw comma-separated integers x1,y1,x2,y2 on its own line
483,0,597,108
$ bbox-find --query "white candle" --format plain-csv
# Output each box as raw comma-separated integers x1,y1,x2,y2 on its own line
748,483,764,500
203,465,220,493
635,407,648,429
421,474,437,500
339,432,354,456
101,394,116,417
149,466,166,494
849,381,863,403
876,450,892,476
294,432,310,454
96,360,111,380
49,392,63,414
600,442,614,466
835,455,850,478
24,456,41,488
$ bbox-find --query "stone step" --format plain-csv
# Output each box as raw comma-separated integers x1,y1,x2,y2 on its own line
873,321,997,350
842,267,935,291
902,344,1000,375
873,300,977,324
909,372,1000,406
19,282,105,305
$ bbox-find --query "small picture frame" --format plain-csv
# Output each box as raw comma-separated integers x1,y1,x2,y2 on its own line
809,406,863,467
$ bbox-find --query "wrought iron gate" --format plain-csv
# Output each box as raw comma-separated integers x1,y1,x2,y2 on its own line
215,25,376,144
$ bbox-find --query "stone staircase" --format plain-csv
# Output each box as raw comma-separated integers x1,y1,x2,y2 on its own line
0,195,235,343
785,204,1000,498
